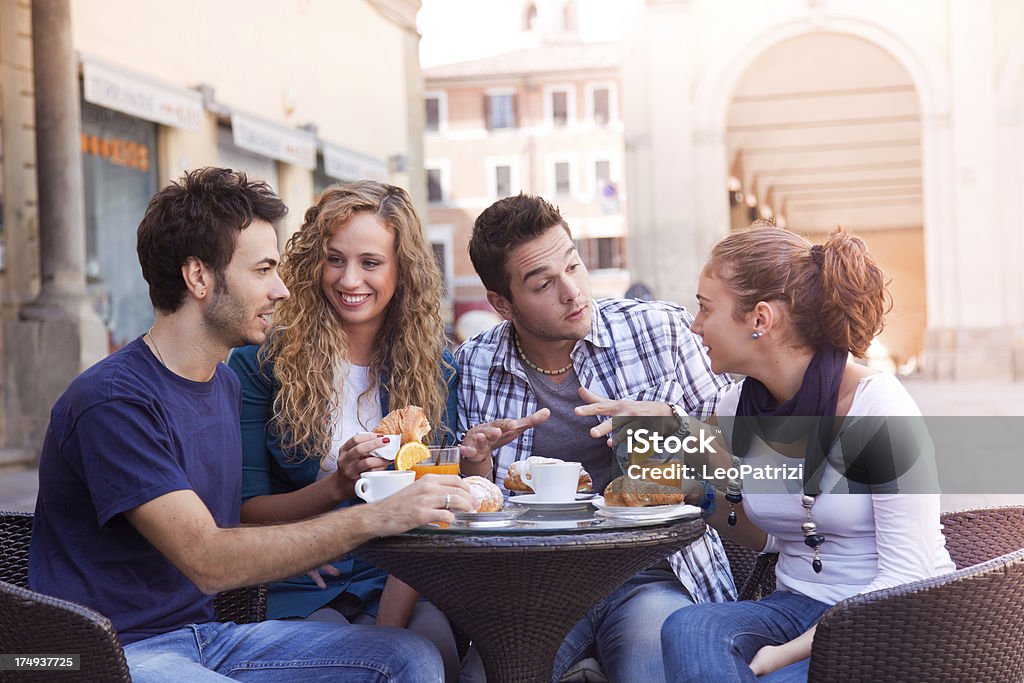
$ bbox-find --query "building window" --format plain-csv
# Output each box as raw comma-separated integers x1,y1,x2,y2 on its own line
427,168,444,203
592,88,610,126
427,225,454,304
554,161,571,195
551,91,568,127
595,160,611,188
495,165,512,198
577,237,625,270
562,1,577,32
431,242,449,296
523,2,537,31
425,96,440,132
486,93,516,130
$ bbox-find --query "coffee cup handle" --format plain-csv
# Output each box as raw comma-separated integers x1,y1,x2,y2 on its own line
355,479,372,503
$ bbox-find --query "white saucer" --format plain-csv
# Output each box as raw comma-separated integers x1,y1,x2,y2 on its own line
507,494,595,511
591,497,702,521
452,508,524,528
453,508,523,522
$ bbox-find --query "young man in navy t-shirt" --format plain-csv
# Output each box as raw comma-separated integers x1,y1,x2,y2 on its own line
28,167,473,681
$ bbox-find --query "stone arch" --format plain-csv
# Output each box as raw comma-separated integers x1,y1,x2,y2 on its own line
689,12,956,344
694,16,949,134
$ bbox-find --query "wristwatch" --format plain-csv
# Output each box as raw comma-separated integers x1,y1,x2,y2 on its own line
666,403,688,435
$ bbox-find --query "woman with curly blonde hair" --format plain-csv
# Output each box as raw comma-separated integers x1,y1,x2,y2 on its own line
227,180,463,680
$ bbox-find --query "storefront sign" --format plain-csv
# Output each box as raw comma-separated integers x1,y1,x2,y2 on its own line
231,113,316,170
82,59,203,132
80,133,150,173
323,143,388,182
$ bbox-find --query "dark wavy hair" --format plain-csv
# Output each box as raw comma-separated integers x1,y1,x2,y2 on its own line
137,167,287,312
469,193,570,299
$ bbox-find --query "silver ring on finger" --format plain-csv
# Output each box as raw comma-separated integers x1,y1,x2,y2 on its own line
443,493,451,510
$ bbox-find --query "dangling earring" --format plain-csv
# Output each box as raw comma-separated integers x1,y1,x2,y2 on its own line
751,332,761,340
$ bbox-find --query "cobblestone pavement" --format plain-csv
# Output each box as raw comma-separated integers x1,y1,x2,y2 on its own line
2,378,1023,513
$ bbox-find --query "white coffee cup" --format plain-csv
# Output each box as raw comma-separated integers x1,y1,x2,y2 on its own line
359,433,401,460
355,470,415,503
524,461,581,502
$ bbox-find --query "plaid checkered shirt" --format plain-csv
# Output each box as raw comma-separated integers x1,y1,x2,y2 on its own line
456,298,737,603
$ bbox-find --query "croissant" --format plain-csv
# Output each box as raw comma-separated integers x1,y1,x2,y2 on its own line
464,476,504,512
603,475,683,507
373,406,430,445
503,457,593,493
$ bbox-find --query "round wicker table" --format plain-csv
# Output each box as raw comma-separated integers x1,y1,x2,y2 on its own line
353,509,706,683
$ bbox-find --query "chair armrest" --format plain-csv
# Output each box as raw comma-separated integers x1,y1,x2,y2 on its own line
808,548,1024,682
0,579,131,682
213,584,267,624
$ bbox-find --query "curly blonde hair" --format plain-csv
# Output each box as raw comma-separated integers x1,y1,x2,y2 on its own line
263,181,451,462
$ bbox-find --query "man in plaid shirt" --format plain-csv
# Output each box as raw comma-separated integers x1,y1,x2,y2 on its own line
456,194,736,683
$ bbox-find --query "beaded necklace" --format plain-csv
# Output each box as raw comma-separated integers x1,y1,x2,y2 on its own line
514,330,573,376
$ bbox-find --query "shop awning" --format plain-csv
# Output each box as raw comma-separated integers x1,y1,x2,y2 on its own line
81,57,203,132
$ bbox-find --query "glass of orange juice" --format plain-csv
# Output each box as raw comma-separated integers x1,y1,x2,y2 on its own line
411,446,460,479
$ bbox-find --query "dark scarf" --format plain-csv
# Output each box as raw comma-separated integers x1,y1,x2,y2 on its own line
733,344,848,494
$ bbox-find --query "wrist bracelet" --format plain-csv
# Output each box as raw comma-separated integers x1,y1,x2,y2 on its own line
666,403,689,436
697,480,717,519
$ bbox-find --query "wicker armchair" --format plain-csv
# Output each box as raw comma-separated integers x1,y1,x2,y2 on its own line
806,506,1024,682
721,536,776,601
0,511,266,682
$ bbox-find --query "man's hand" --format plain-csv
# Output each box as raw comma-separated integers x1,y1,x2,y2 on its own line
574,387,674,447
332,433,392,499
369,475,475,532
460,409,551,463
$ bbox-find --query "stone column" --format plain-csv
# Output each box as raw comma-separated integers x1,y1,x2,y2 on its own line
276,162,314,248
21,0,87,320
5,0,105,463
20,0,106,370
624,0,700,305
921,0,1010,380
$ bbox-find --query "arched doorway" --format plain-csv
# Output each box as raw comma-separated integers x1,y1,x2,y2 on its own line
725,32,925,372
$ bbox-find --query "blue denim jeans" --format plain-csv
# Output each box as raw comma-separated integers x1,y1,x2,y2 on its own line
661,590,831,682
552,563,694,683
123,619,443,682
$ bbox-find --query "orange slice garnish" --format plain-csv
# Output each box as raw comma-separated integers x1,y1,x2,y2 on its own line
395,441,431,471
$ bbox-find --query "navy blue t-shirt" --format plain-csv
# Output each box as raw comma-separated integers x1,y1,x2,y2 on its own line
28,336,242,645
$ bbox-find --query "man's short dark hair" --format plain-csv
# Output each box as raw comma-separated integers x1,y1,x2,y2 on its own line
469,193,570,299
137,167,287,313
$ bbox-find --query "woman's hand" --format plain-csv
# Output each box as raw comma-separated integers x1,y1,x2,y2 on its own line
749,626,817,676
333,433,392,499
749,645,787,676
306,563,341,589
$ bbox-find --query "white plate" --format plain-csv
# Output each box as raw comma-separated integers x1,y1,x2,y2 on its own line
507,494,595,511
591,497,702,521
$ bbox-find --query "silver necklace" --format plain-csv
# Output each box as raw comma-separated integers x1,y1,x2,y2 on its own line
147,327,167,367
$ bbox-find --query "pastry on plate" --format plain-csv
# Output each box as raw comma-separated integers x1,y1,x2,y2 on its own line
464,476,503,512
603,474,683,507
